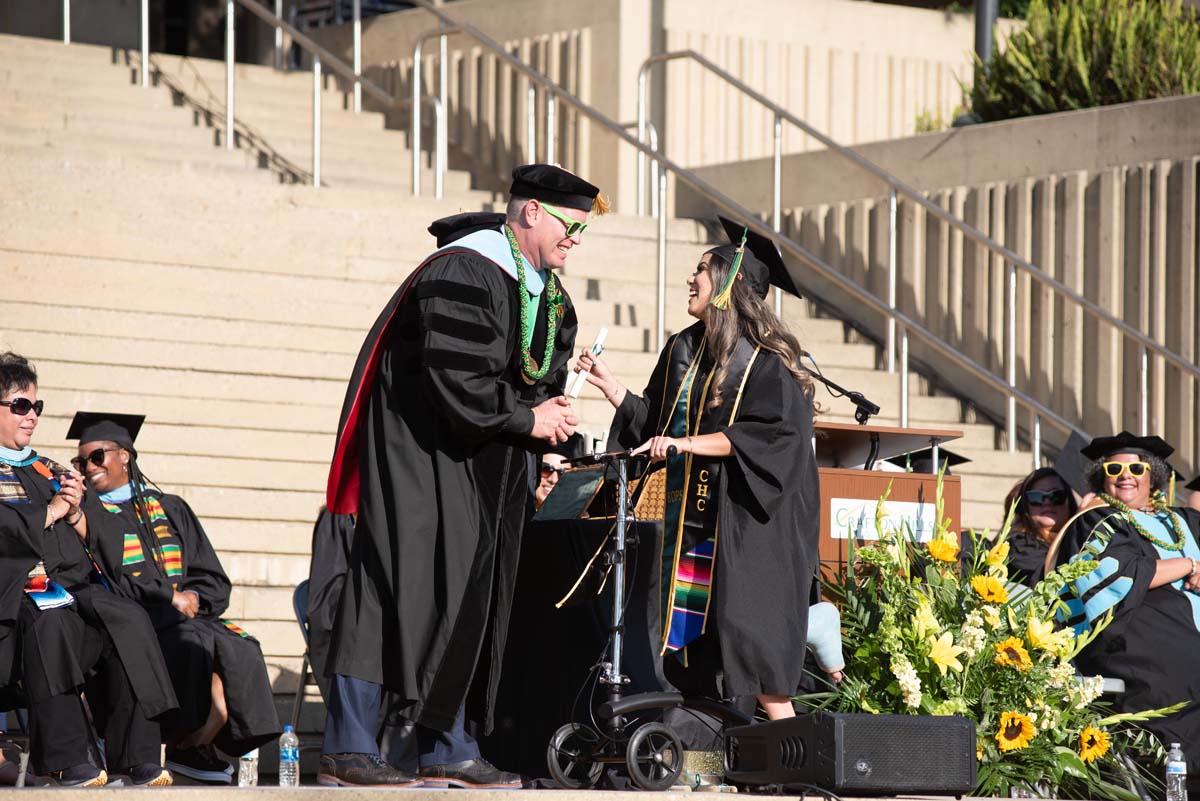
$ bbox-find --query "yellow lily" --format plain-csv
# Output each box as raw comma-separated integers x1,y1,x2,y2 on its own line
1026,613,1074,655
928,631,967,676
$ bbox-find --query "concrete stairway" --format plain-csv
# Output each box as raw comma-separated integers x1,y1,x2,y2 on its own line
0,32,1031,740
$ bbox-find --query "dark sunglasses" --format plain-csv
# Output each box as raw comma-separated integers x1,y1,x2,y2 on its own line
0,398,43,417
1025,489,1068,507
540,463,568,478
71,447,120,471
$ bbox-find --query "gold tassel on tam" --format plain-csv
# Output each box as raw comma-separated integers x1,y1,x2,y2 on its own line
709,228,747,310
591,193,611,216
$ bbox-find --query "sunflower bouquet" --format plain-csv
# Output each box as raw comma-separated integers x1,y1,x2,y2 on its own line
803,477,1179,800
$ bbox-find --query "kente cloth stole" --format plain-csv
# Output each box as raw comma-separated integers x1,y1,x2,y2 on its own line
659,338,761,656
104,496,183,582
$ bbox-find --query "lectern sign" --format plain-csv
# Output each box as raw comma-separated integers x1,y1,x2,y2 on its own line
829,498,936,542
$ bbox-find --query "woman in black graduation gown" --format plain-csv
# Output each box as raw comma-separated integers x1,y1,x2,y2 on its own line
1053,432,1200,792
0,353,176,786
998,467,1078,587
577,219,820,719
70,412,280,783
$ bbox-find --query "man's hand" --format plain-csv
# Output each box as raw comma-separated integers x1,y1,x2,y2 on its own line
531,396,578,445
172,590,200,619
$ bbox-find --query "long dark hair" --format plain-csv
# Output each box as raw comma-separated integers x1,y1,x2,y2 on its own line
1003,467,1078,544
701,249,813,409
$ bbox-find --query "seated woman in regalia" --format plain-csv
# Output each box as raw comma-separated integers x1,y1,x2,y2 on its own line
70,411,280,783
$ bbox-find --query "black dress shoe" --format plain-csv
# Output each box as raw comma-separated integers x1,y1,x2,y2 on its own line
317,753,423,787
420,758,523,789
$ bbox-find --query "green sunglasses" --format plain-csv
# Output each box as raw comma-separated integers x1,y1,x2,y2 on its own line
540,202,588,237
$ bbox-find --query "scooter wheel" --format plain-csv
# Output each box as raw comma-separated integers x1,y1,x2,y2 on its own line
547,723,603,789
626,722,683,791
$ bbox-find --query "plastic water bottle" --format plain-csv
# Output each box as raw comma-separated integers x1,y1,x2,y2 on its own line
1166,742,1188,801
279,725,300,787
237,748,259,788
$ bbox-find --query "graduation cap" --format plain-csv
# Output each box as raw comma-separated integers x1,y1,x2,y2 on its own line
1080,430,1174,461
1052,430,1092,497
509,164,607,214
66,411,145,455
884,447,970,475
428,211,505,247
712,215,802,302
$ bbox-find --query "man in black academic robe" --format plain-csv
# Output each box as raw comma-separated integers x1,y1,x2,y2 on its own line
320,165,604,787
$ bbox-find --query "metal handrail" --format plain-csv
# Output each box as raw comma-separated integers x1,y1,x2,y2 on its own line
638,49,1200,447
404,0,1083,464
411,27,461,198
224,0,447,192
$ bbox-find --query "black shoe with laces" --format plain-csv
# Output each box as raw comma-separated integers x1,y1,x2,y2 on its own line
419,757,524,789
317,753,423,787
166,745,233,784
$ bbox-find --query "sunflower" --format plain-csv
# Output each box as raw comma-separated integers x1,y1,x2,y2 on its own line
927,538,958,562
971,574,1008,604
996,711,1036,752
1079,726,1111,763
994,637,1033,671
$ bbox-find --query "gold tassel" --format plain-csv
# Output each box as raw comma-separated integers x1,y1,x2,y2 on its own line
1170,470,1176,506
709,228,747,310
591,193,611,216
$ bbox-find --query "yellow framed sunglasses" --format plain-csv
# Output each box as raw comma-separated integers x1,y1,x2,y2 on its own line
1102,460,1150,478
540,202,588,237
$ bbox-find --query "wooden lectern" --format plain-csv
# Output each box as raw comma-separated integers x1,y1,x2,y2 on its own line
815,422,963,570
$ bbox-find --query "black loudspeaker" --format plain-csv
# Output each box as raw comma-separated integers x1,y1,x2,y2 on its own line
724,711,977,795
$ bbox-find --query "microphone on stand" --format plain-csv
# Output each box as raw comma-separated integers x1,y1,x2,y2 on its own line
567,327,609,398
800,350,881,425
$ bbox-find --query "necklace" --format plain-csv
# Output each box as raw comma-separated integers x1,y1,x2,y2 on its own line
1100,490,1187,552
504,225,564,383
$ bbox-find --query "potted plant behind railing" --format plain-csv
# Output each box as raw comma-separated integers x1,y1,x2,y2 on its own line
798,474,1183,800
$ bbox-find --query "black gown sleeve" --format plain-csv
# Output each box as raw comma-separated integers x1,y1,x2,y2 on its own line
719,354,815,522
609,333,677,450
415,253,534,444
0,503,45,631
1057,508,1156,635
163,495,232,618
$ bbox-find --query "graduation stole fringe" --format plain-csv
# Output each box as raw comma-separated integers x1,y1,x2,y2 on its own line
709,227,748,310
661,341,760,656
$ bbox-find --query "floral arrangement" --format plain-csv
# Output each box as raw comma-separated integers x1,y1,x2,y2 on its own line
802,477,1181,800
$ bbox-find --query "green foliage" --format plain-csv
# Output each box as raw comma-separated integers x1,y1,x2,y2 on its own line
968,0,1200,122
799,475,1174,800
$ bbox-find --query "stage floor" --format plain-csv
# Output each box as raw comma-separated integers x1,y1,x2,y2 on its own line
10,789,977,799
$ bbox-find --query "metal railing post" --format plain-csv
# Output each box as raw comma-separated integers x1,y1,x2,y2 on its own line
225,0,234,150
412,39,424,195
886,188,897,373
1032,413,1042,471
438,30,448,189
434,97,446,199
545,94,556,164
312,55,322,187
526,85,536,163
1006,262,1017,453
62,0,70,43
636,68,648,216
1140,346,1149,436
773,113,783,317
140,0,149,87
274,0,283,70
900,326,910,428
656,173,667,352
648,123,660,219
352,0,362,113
